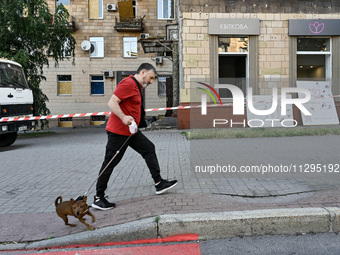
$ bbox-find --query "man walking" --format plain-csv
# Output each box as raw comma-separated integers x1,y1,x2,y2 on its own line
92,63,178,210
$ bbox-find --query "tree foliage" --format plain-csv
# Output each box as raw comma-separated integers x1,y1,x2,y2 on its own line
0,0,76,127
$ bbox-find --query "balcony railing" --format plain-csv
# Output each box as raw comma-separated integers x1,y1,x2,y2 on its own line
114,16,144,32
139,38,173,54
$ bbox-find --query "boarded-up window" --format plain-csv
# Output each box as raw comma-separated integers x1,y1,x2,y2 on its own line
57,75,72,95
89,0,103,19
117,0,135,21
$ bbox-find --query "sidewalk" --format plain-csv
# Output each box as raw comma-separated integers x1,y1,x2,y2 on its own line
1,128,340,250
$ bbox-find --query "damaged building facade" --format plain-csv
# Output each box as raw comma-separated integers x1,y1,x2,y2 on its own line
41,0,340,129
43,0,177,127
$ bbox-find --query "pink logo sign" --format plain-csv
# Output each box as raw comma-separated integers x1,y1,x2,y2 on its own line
309,21,325,34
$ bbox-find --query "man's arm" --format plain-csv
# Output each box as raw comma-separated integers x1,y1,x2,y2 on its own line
108,94,134,125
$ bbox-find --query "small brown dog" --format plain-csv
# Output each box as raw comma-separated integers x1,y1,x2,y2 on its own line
55,196,95,230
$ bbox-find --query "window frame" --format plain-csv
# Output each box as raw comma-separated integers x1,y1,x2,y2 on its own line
296,37,332,81
158,76,167,97
123,37,138,58
132,0,137,18
218,36,249,99
63,39,72,57
88,0,103,19
90,37,104,58
90,75,105,96
157,0,174,20
57,75,72,96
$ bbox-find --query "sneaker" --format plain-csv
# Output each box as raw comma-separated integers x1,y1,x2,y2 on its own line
155,179,178,195
92,196,116,210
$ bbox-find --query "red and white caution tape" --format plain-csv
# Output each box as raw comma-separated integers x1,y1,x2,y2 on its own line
1,95,339,123
145,105,201,112
0,112,113,123
0,103,230,123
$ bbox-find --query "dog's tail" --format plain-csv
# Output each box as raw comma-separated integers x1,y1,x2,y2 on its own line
55,196,62,207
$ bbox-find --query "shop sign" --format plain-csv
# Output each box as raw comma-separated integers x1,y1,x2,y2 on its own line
289,19,340,36
209,18,260,35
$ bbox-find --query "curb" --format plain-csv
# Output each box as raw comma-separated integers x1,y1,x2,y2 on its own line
1,207,340,251
26,217,157,250
158,207,339,239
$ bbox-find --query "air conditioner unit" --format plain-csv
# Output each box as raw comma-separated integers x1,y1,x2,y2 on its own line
140,33,150,39
155,56,163,64
107,4,117,11
104,71,114,78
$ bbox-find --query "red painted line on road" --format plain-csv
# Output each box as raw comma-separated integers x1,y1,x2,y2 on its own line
51,233,199,250
1,234,199,253
24,243,201,255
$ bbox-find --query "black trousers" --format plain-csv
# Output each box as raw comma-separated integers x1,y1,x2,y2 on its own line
96,130,162,198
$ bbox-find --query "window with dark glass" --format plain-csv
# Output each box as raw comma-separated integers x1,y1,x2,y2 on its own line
297,38,331,80
91,75,104,95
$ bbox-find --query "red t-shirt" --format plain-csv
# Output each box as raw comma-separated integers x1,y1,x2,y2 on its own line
106,75,142,136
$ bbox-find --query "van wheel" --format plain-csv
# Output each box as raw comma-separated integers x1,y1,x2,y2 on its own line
0,132,18,147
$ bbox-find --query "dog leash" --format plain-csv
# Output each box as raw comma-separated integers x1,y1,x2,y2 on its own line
75,122,138,201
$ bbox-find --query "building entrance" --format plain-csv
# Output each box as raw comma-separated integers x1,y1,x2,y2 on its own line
218,55,247,98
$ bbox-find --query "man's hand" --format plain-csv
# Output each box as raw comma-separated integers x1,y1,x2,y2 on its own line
108,94,135,125
121,115,134,126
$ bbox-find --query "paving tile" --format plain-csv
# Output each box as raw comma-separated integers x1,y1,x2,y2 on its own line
1,128,340,243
